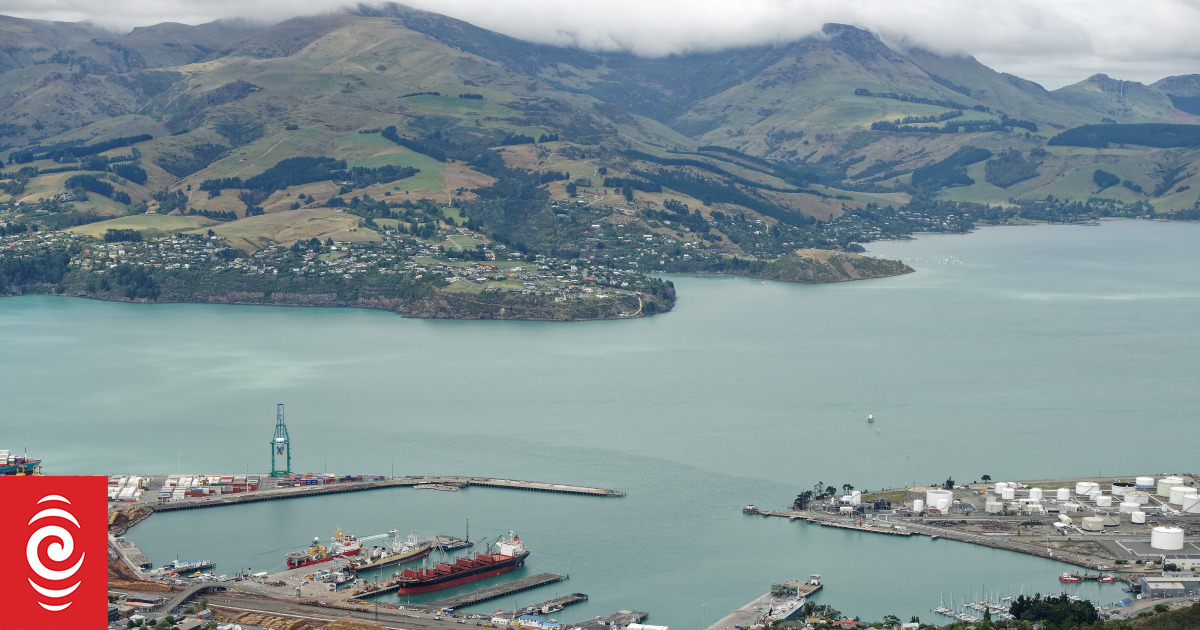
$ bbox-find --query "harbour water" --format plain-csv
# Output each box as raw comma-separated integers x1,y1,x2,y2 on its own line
2,219,1197,624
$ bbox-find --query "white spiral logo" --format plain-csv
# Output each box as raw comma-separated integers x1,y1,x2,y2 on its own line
26,494,85,612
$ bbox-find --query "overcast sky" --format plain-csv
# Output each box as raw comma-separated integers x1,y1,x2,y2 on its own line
4,0,1199,89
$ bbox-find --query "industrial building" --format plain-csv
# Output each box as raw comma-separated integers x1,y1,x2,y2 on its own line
1136,576,1200,598
1161,554,1200,571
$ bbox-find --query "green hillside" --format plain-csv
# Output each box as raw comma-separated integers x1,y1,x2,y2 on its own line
2,5,1200,318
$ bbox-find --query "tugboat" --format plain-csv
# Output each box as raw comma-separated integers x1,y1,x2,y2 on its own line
1059,572,1083,583
390,532,529,594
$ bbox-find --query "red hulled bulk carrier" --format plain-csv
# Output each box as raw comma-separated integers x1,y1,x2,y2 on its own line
392,532,528,594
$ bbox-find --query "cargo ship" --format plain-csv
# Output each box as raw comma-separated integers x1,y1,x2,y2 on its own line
0,450,41,476
349,531,431,572
392,532,529,594
285,528,362,569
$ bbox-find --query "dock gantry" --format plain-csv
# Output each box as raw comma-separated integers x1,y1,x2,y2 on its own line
270,403,291,477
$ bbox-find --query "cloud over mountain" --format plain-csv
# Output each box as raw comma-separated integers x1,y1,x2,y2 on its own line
3,0,1199,88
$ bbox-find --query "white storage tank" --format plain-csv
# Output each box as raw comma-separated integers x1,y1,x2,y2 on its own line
1119,501,1140,513
1168,485,1195,505
1157,476,1185,497
1131,511,1147,524
1056,488,1070,501
851,490,862,505
1076,481,1099,495
1182,494,1200,514
1029,488,1044,502
1088,489,1103,501
1111,482,1134,496
1081,516,1105,531
1135,476,1155,488
925,489,953,512
985,501,1003,514
1150,526,1185,550
1001,486,1015,500
1095,495,1113,507
994,482,1012,491
1126,491,1151,505
913,498,924,512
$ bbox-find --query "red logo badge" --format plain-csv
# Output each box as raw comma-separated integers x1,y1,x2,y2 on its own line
0,476,108,630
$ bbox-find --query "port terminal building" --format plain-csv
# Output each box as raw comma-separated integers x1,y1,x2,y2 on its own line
1136,575,1200,598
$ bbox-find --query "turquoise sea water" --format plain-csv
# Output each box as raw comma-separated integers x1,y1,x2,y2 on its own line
2,220,1197,624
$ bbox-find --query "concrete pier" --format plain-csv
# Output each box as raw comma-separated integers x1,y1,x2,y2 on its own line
420,573,567,609
570,610,648,630
513,593,588,616
148,475,623,512
705,579,822,630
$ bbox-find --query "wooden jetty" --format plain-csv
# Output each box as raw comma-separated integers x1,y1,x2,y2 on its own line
364,572,565,603
151,476,623,512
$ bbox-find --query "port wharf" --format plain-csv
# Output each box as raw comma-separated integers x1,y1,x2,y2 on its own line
512,593,589,617
745,473,1200,572
705,580,822,630
420,573,568,609
355,571,564,601
148,475,624,512
571,610,648,630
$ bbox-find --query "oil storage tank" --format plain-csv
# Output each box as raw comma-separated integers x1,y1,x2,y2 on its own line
1056,488,1070,501
1095,495,1113,507
1168,486,1196,505
1111,482,1134,496
1131,511,1147,524
925,489,953,512
1126,491,1151,505
1119,501,1140,513
1150,526,1185,550
1029,488,1044,501
986,500,1003,514
1135,476,1155,489
1081,516,1105,531
913,499,924,512
1158,477,1185,497
1001,486,1015,500
1076,481,1099,496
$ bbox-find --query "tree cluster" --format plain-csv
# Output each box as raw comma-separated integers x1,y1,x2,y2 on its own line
1049,123,1200,149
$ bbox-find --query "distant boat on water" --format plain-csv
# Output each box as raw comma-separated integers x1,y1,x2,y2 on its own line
867,413,874,423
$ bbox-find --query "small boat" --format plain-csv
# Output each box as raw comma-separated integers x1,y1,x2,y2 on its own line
867,413,874,423
743,504,760,514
